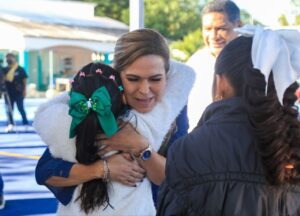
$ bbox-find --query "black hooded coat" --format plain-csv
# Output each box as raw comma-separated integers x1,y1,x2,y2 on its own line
157,97,300,216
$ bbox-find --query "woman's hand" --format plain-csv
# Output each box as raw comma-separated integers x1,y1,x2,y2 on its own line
98,123,149,156
107,153,146,187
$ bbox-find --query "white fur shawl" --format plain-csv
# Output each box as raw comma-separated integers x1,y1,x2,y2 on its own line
33,60,195,215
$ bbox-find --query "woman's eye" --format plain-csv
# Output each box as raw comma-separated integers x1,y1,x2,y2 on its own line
150,78,161,82
127,77,139,82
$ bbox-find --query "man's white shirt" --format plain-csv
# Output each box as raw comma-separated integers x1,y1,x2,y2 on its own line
186,48,216,131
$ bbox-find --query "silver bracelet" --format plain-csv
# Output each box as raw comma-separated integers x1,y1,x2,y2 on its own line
102,159,110,182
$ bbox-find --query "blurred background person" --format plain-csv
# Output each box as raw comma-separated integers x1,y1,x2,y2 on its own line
187,0,242,131
3,53,28,132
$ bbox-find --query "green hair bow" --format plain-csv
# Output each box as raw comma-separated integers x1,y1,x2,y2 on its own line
69,86,118,138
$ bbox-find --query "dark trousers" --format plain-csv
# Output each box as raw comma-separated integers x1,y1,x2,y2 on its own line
4,93,28,125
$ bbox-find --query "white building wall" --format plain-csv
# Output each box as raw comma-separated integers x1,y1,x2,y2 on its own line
0,0,95,19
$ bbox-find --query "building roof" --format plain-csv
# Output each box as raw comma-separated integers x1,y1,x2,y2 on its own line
0,17,122,43
0,0,129,52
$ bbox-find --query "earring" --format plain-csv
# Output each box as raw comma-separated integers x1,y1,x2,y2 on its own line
214,95,223,101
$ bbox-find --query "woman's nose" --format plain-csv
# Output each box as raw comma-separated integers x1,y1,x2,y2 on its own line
138,80,150,95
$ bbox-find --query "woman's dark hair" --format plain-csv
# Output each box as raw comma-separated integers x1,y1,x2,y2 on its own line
215,36,300,185
71,62,124,213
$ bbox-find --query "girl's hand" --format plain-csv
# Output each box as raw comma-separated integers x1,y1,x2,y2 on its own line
106,153,146,187
97,123,148,157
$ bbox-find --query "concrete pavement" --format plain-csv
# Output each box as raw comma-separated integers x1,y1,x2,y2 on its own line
0,97,57,215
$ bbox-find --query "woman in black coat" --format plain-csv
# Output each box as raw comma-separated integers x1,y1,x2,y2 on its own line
157,33,300,216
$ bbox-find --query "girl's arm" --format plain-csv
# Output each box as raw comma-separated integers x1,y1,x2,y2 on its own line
34,93,145,188
45,153,144,187
35,149,144,205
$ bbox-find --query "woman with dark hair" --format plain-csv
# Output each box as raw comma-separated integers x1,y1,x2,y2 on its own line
157,27,300,215
34,28,195,215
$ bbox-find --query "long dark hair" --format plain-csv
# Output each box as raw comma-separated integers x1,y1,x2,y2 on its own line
215,36,300,185
71,62,124,213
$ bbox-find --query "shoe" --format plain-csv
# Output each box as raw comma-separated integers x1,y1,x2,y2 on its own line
5,124,13,133
0,194,5,210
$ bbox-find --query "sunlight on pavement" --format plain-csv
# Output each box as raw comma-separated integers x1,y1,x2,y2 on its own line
0,151,40,160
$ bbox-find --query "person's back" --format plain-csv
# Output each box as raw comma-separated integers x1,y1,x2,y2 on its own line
158,97,300,215
158,29,300,216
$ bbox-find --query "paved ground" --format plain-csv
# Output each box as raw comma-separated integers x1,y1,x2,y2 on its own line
0,98,57,215
0,97,47,127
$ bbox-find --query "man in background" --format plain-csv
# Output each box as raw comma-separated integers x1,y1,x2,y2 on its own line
187,0,242,130
3,53,28,132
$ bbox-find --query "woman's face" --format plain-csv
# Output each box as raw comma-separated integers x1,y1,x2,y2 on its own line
120,54,167,113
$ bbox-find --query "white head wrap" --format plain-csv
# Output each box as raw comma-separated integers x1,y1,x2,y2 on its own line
234,25,300,104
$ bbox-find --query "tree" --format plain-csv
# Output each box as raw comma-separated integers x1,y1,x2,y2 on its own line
144,0,202,40
82,0,202,41
82,0,129,24
282,0,300,25
291,0,300,7
170,29,203,62
290,0,300,25
278,15,290,26
295,14,300,25
240,9,263,26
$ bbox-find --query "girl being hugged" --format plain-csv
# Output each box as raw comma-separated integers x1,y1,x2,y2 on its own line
34,28,195,215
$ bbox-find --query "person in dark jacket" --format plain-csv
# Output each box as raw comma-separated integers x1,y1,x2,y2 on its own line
157,27,300,216
4,53,28,132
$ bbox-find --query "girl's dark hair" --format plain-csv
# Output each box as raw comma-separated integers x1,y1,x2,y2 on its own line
71,62,124,213
215,36,300,185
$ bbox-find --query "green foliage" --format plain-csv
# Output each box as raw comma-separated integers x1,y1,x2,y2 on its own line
291,0,300,25
144,0,202,40
170,29,203,62
278,14,290,26
82,0,129,24
83,0,202,41
240,9,263,26
291,0,300,7
295,14,300,25
278,0,300,26
277,13,300,26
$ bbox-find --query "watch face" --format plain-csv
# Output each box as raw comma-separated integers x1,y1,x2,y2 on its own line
141,149,152,161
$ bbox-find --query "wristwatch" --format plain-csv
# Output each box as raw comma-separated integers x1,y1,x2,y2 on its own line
138,145,153,161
